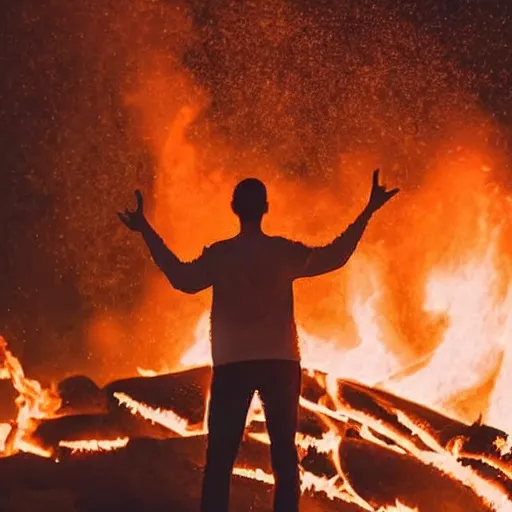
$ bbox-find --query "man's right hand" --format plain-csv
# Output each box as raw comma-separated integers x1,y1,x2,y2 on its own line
118,189,147,232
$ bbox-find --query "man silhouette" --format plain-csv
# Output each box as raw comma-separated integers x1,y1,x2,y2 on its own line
118,169,398,512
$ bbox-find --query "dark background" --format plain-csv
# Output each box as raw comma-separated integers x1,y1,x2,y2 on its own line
0,0,510,383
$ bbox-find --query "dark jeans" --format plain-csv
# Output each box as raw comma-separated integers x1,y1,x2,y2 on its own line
200,359,302,512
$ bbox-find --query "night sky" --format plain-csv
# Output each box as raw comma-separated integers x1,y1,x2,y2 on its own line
0,0,511,385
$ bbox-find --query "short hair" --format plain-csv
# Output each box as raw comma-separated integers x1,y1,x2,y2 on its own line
231,178,268,222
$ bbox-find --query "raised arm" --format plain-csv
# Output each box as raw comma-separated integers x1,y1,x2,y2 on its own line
292,169,399,279
118,190,213,294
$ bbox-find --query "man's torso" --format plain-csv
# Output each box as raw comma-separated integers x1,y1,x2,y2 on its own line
207,234,301,366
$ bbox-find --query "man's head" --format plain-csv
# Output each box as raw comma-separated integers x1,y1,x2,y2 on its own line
231,178,268,222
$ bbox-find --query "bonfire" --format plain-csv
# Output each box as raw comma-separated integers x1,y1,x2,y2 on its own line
1,305,511,512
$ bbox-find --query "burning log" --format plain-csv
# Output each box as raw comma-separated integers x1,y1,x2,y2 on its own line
57,376,108,416
335,380,512,494
301,370,333,404
343,380,507,450
31,365,512,505
103,366,210,426
103,367,345,441
33,414,124,451
29,367,213,446
0,438,358,512
33,407,183,452
340,380,469,436
1,334,511,511
462,419,510,457
339,438,492,512
31,371,202,451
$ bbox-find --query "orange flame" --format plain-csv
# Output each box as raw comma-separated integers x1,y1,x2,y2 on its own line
0,336,61,457
377,502,419,512
58,437,129,454
114,392,204,437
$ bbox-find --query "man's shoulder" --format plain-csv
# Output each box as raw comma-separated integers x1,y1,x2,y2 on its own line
206,236,237,252
268,235,289,243
270,235,307,249
266,236,313,262
268,235,297,248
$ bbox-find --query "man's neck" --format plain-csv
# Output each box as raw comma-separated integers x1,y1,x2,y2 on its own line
239,221,263,236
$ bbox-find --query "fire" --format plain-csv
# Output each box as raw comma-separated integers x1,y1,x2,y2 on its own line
0,336,61,457
387,220,512,423
393,411,512,512
1,276,512,511
378,502,418,512
0,423,12,453
137,368,159,377
108,372,512,511
2,105,512,511
232,467,371,508
494,436,512,457
114,392,204,437
233,471,420,511
58,437,129,454
1,1,510,510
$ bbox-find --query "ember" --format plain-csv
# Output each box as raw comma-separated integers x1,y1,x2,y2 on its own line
0,334,511,511
58,436,129,454
1,0,511,510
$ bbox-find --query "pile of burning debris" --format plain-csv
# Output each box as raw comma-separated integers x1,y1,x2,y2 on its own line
0,335,511,512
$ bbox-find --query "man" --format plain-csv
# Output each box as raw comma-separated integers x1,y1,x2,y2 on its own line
118,169,398,512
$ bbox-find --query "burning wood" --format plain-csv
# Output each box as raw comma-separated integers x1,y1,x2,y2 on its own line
113,391,200,437
0,334,511,511
58,436,129,454
0,337,61,458
57,376,108,416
